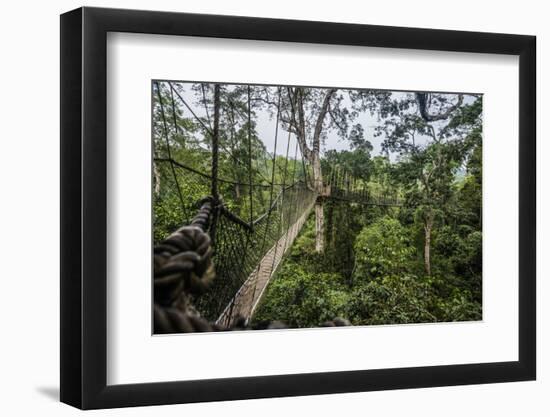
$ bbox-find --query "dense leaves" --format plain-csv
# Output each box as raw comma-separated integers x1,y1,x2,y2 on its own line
254,94,483,327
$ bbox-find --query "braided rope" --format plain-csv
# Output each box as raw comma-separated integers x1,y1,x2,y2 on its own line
153,198,218,333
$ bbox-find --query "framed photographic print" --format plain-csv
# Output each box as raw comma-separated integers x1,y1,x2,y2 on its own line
60,6,536,409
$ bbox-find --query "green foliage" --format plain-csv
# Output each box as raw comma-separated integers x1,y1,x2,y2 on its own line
347,275,436,325
436,292,482,322
253,263,350,328
153,191,184,242
324,201,365,281
323,148,373,181
354,217,415,280
255,205,482,327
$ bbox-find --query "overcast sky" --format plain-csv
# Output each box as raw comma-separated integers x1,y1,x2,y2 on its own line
253,96,384,157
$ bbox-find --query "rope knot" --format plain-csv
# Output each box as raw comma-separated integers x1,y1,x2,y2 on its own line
154,196,218,307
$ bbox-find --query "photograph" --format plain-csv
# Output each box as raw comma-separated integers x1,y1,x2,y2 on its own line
152,81,483,333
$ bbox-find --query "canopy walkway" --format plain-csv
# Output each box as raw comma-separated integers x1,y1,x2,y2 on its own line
153,82,401,332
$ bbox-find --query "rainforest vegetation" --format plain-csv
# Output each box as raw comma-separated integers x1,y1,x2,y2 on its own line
153,81,482,327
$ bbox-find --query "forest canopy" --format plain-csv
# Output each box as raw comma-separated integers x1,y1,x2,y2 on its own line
153,81,482,331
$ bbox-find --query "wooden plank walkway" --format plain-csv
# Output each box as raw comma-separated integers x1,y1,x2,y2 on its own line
216,200,315,327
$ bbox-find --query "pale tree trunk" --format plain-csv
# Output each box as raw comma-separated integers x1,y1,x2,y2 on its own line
315,201,324,252
312,153,323,191
312,154,324,252
424,214,433,276
287,87,336,254
310,90,334,253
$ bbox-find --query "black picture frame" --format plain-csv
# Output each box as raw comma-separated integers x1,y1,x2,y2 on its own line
60,6,536,409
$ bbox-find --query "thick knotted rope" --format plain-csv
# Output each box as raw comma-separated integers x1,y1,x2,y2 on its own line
154,199,215,300
154,198,219,333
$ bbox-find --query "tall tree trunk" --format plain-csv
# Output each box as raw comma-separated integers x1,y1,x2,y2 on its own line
424,214,433,276
315,201,324,253
288,87,336,254
312,154,324,252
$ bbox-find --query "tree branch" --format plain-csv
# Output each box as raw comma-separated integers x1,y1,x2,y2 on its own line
328,105,347,135
416,93,464,122
312,88,337,154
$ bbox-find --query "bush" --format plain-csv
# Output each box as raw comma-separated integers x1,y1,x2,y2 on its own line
347,275,436,325
252,263,350,328
353,216,415,281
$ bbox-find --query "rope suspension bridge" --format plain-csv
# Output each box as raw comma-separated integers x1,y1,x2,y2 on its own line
153,82,401,333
